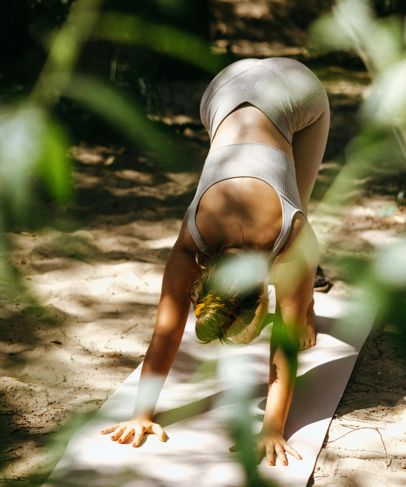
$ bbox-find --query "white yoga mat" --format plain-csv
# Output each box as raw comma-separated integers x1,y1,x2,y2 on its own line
42,291,374,487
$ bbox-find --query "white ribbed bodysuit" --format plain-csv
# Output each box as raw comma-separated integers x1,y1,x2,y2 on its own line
187,57,330,256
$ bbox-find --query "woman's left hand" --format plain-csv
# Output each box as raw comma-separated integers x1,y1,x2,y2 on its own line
229,429,302,467
256,429,302,466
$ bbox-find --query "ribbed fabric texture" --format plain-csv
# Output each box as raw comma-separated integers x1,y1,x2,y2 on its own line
200,57,329,143
187,143,303,256
188,56,329,257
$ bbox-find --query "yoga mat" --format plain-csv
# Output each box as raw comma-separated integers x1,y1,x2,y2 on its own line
42,291,374,487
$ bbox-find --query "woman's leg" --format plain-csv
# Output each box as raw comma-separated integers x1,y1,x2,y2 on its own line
292,110,330,215
292,109,332,291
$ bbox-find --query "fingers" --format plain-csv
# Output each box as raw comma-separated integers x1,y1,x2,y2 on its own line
275,443,288,466
151,423,168,442
283,442,302,460
264,440,303,466
101,420,168,448
111,425,126,441
131,425,145,448
118,426,134,444
265,444,276,466
100,424,119,434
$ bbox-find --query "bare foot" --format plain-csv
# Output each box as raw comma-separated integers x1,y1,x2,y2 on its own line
299,300,316,351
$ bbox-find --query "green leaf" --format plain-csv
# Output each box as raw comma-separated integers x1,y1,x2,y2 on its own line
362,60,406,127
38,120,73,203
0,105,45,218
64,74,184,169
308,13,353,52
373,238,406,289
366,16,404,73
94,13,227,74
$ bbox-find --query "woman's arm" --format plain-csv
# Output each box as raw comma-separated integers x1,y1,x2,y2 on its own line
259,215,319,465
101,218,201,446
134,231,201,417
271,214,319,351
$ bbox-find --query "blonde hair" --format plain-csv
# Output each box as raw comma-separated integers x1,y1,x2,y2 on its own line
190,254,265,344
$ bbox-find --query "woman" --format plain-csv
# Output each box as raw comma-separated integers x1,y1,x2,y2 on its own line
101,57,330,467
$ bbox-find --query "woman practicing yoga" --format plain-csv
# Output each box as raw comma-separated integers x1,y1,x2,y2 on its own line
101,57,330,466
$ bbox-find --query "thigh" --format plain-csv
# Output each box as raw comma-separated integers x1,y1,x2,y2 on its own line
292,109,330,215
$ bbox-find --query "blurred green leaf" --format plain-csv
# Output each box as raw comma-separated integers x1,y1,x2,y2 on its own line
366,16,404,72
210,253,268,297
0,105,73,218
218,355,275,487
309,0,374,65
38,120,73,203
373,238,406,288
309,0,406,354
347,125,400,167
270,319,299,379
309,0,405,74
308,13,353,53
362,60,406,127
0,105,45,218
321,125,402,206
64,74,185,168
94,13,226,73
32,0,102,108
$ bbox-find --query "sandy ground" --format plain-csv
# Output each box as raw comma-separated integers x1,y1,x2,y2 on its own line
2,1,406,486
2,90,405,487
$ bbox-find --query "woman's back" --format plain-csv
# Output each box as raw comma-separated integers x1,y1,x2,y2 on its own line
210,103,293,157
193,101,296,253
186,57,329,257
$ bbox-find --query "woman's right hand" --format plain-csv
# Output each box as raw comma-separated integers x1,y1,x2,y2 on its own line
100,417,168,447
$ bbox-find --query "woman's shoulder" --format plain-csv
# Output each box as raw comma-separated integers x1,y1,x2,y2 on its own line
275,212,307,256
174,214,205,257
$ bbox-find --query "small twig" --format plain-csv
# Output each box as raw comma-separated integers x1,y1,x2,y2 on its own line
326,425,391,468
120,323,139,336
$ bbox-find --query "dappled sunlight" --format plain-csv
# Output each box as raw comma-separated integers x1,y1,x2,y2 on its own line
146,236,178,250
1,215,176,484
217,40,306,58
311,195,406,275
1,1,405,486
323,78,370,97
211,0,311,57
41,292,375,487
71,145,119,166
359,229,400,247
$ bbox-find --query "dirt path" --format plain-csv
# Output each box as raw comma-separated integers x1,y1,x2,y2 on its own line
1,1,406,486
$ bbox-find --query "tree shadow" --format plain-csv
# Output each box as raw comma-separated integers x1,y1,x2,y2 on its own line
2,2,389,485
